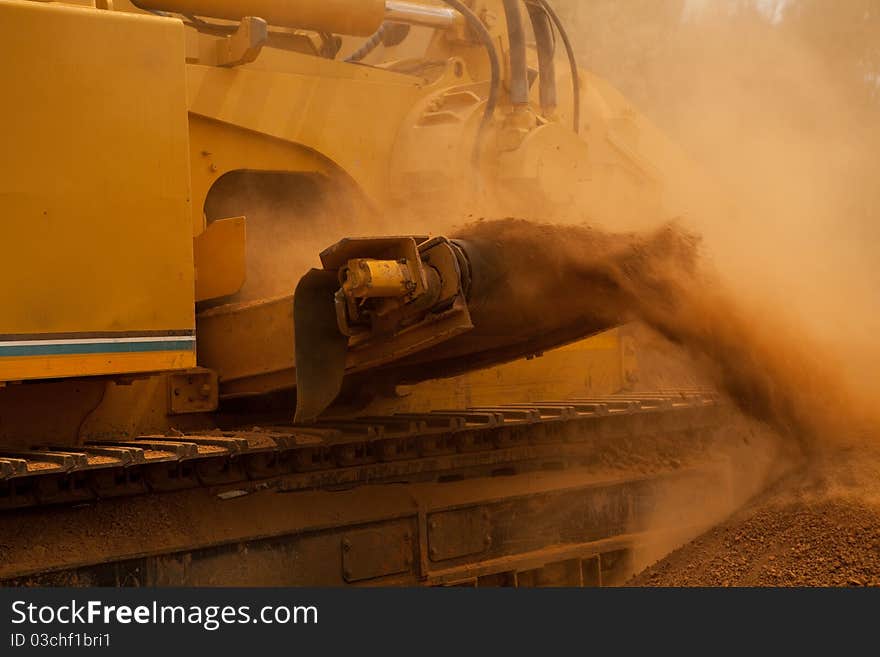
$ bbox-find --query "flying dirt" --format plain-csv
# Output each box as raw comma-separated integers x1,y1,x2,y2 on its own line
451,218,880,587
451,218,864,452
544,1,880,586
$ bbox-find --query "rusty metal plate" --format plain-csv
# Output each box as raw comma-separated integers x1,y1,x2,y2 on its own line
342,524,413,583
428,506,491,562
294,269,349,423
167,368,218,415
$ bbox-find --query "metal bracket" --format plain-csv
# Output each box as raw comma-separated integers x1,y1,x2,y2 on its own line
427,506,492,562
167,368,218,415
341,524,413,583
216,17,267,68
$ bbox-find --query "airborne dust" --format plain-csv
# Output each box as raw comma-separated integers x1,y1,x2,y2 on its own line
449,215,877,583
451,218,863,456
541,0,880,585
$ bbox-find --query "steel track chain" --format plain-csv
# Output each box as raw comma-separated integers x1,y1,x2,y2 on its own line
0,391,723,510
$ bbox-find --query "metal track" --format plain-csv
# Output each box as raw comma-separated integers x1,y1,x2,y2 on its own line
0,391,723,511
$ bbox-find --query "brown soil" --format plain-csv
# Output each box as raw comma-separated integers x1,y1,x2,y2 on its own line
631,497,880,586
629,440,880,586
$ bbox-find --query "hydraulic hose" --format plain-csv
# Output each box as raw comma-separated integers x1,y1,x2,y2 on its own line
524,0,557,117
346,23,388,62
440,0,501,168
533,0,580,133
501,0,529,107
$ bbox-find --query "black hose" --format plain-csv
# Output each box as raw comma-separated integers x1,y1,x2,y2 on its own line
524,0,557,116
502,0,529,107
346,23,388,63
440,0,501,168
533,0,580,134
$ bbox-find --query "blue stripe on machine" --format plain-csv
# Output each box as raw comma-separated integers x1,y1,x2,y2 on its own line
0,340,196,357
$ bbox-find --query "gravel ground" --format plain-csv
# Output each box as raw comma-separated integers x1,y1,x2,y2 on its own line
629,441,880,586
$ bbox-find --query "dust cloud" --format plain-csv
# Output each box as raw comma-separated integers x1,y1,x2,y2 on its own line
203,170,380,302
555,0,880,398
549,1,880,582
448,214,874,581
452,217,867,454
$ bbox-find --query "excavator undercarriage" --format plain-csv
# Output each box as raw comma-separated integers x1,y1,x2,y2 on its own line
1,392,731,586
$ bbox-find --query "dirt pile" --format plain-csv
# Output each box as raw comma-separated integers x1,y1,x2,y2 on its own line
631,497,880,587
629,438,880,586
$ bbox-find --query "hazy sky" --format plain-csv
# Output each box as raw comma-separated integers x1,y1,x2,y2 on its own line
682,0,792,23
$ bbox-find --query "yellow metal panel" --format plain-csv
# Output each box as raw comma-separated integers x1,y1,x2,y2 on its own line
188,116,335,233
186,60,423,205
196,295,295,395
365,330,628,414
131,0,385,36
0,351,194,382
0,1,195,379
558,332,619,351
193,216,247,301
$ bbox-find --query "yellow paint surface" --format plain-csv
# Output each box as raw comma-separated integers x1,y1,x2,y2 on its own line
0,1,195,378
0,351,194,382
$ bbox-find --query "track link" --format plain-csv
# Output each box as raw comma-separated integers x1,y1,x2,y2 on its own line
0,391,723,510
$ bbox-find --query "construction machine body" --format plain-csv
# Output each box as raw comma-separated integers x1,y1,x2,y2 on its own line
0,0,728,586
0,0,693,441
